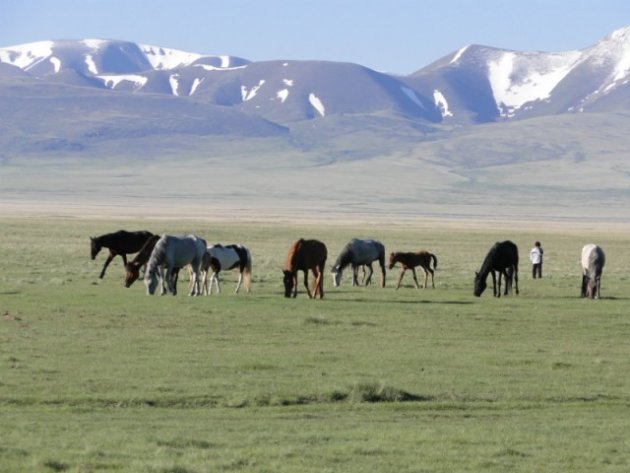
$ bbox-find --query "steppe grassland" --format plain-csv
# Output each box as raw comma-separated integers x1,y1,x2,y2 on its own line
1,217,629,473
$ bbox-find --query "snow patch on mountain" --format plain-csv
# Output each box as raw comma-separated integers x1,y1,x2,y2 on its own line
140,44,202,70
49,57,61,73
0,40,54,70
277,89,289,103
169,74,180,96
450,45,469,64
98,74,148,90
190,77,204,95
242,80,265,101
487,51,581,117
309,93,325,117
433,90,453,117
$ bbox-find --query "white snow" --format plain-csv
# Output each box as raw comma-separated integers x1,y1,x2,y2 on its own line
0,40,54,70
401,86,426,109
433,89,453,117
190,77,204,95
169,74,180,96
450,45,469,64
487,51,581,117
49,57,61,73
194,64,247,71
140,43,202,70
276,89,289,103
85,54,98,74
82,39,106,49
241,80,265,101
309,93,326,117
97,74,148,90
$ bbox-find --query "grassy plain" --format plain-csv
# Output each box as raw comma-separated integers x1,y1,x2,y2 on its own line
1,217,629,472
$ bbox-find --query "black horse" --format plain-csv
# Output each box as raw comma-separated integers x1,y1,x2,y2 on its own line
90,230,154,279
474,240,519,297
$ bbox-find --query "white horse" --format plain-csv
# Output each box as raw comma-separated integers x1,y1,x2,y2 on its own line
581,244,605,299
331,238,386,287
144,234,206,296
199,244,252,294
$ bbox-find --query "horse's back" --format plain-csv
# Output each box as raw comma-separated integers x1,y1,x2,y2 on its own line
581,244,605,273
350,238,384,262
286,239,326,271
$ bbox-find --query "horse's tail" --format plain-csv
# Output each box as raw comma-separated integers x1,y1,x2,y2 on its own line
244,247,253,292
431,253,438,269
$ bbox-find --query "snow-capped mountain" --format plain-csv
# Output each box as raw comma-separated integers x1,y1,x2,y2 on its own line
407,26,630,122
1,27,630,138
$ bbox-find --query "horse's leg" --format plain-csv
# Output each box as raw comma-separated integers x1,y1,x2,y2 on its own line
428,267,435,288
235,272,243,294
311,269,320,298
396,268,405,289
167,267,177,295
365,263,374,286
292,273,298,298
514,265,519,295
379,258,386,288
411,267,421,289
99,251,116,279
351,265,358,287
491,271,498,297
303,271,312,298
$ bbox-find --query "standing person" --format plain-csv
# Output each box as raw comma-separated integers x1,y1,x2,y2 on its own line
529,241,543,278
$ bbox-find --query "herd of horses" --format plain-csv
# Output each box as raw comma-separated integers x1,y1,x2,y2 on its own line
90,230,606,300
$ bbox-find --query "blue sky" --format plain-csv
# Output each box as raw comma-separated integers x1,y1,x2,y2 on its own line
2,0,630,74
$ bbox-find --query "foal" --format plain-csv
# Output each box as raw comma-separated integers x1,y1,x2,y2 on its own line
388,251,438,289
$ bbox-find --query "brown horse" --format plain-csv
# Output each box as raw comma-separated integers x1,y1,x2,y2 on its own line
123,234,161,287
388,251,438,289
283,239,327,298
90,230,154,279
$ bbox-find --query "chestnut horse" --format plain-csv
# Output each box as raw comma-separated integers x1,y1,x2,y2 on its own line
388,251,438,289
90,230,154,279
123,234,161,288
283,239,327,298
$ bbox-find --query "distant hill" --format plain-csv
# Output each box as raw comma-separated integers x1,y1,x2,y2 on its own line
1,29,630,220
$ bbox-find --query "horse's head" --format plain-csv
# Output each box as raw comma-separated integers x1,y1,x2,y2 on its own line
124,262,141,288
90,237,101,260
282,270,294,298
473,271,486,297
387,252,397,270
331,266,342,287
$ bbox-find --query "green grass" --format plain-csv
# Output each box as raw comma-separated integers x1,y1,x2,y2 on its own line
1,217,630,472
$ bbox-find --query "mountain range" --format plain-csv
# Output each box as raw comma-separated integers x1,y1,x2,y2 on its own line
1,28,630,220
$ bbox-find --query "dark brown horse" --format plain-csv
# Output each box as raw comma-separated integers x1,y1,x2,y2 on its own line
474,240,519,297
283,239,327,298
90,230,154,279
123,234,161,287
388,251,438,289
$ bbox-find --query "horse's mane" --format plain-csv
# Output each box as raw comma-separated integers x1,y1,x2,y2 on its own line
333,242,354,271
146,235,168,275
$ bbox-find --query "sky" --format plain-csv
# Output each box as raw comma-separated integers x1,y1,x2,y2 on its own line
2,0,630,75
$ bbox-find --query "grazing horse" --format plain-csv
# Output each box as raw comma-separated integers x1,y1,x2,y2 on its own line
201,244,253,295
123,234,161,288
283,239,327,298
581,244,605,299
144,234,206,296
474,240,519,297
90,230,154,278
331,239,386,287
388,251,438,289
